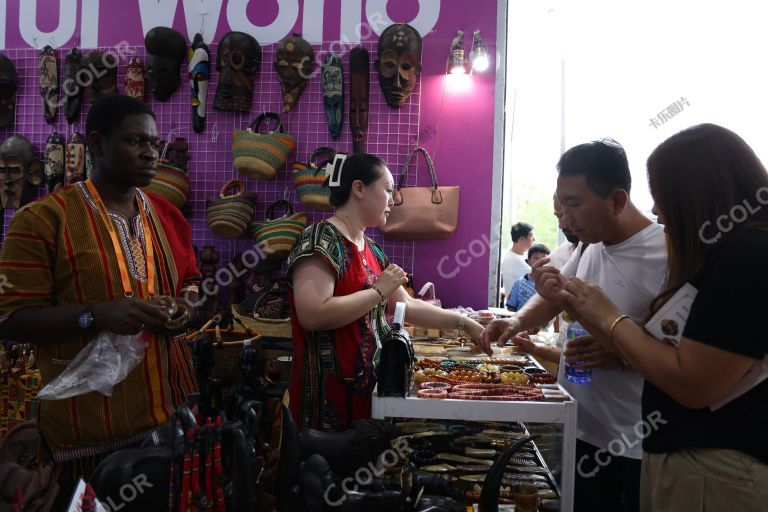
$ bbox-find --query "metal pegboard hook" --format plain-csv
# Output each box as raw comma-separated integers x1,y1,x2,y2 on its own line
210,122,219,143
160,124,180,161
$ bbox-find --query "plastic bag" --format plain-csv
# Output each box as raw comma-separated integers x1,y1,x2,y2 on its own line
38,331,146,400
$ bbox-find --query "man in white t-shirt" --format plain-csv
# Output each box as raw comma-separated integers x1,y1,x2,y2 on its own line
484,139,666,512
501,222,535,294
548,194,580,269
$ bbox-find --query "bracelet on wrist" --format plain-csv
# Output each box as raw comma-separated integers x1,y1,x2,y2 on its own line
371,286,385,303
457,313,468,335
609,314,630,344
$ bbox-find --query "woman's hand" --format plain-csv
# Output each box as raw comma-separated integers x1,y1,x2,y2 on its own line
510,331,538,356
560,277,622,334
375,264,409,297
564,335,623,370
464,319,490,356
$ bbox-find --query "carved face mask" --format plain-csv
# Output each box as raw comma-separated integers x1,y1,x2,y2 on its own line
39,45,58,123
213,31,260,113
0,54,18,129
188,33,210,132
375,23,422,108
65,132,86,185
124,56,145,102
63,47,82,124
275,34,313,113
44,131,65,193
322,53,343,139
349,47,370,154
82,51,118,102
145,26,187,102
0,136,42,209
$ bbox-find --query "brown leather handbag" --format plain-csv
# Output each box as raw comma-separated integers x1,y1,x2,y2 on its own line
380,147,459,240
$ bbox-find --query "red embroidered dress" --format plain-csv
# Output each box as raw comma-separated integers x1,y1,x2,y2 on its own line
287,221,390,430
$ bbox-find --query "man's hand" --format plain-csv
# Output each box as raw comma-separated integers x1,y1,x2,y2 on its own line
483,317,524,348
92,298,170,335
564,335,623,370
530,257,569,309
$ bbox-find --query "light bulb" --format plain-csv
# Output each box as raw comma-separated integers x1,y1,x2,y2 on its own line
472,52,489,72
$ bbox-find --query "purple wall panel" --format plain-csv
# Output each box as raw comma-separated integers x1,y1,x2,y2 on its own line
0,0,500,308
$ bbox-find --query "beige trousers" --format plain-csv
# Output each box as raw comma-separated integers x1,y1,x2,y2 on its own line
641,448,768,512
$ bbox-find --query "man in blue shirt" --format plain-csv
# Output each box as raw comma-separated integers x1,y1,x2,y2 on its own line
506,244,550,311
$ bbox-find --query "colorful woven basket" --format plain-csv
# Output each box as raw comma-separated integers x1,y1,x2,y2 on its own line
292,147,335,211
232,112,296,181
206,179,258,237
142,161,190,209
250,199,307,260
231,304,292,359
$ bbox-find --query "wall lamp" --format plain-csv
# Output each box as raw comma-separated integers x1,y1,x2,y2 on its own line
447,30,468,74
470,30,489,72
448,29,490,75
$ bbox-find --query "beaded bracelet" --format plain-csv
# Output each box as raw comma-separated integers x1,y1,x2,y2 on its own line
420,381,451,390
417,388,448,399
457,313,468,335
371,286,385,303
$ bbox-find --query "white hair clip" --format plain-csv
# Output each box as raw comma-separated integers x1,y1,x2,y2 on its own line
327,153,348,188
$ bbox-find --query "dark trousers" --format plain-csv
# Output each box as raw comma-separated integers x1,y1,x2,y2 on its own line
575,439,641,512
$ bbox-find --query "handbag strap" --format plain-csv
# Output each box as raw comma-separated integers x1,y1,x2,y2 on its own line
397,147,439,190
393,147,444,206
266,199,294,220
249,112,284,134
219,179,244,198
417,282,436,300
309,147,337,170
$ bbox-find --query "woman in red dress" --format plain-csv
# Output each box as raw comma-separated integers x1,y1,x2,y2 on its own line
287,154,487,430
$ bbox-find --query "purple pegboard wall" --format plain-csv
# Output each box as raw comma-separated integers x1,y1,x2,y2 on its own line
0,40,425,276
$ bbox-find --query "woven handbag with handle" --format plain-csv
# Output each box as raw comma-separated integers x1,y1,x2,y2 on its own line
379,147,460,240
142,160,190,209
206,179,258,237
232,112,296,180
250,200,307,260
292,147,336,211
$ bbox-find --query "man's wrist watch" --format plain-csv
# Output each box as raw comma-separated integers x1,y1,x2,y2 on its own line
78,305,95,330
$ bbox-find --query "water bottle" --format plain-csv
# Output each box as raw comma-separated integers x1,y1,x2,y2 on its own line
565,322,592,384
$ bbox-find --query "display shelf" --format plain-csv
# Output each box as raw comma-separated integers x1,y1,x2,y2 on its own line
371,356,577,512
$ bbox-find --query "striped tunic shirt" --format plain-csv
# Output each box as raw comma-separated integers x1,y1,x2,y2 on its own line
0,182,200,454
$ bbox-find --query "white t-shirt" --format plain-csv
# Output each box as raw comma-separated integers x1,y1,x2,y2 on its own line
548,241,576,270
558,222,667,459
501,250,530,294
